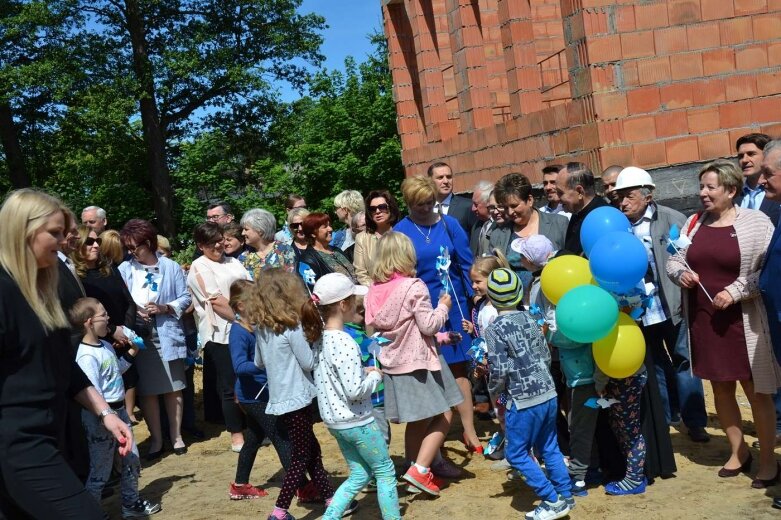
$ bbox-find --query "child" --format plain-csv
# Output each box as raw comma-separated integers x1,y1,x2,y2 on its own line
364,232,461,496
305,273,400,519
519,239,600,498
228,279,293,500
70,297,161,519
248,269,342,520
483,268,572,520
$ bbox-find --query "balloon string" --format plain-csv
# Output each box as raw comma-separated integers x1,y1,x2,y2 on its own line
667,241,714,303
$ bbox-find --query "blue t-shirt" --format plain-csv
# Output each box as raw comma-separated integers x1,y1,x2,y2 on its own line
229,323,269,403
344,322,384,407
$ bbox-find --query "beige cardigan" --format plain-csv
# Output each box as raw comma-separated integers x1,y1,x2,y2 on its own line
353,231,381,287
666,207,781,394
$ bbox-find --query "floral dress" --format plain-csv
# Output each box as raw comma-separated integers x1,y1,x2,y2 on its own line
242,240,296,280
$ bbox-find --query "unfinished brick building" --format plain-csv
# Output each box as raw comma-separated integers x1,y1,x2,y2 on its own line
381,0,781,205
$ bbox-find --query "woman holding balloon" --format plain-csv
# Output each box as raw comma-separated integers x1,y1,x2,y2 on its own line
667,160,781,488
394,176,482,462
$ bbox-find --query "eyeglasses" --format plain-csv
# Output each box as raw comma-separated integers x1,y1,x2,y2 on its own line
206,213,227,222
290,223,303,230
125,243,146,254
85,237,102,247
368,203,390,213
487,205,497,211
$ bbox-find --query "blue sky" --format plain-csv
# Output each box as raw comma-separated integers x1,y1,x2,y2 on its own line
279,0,384,101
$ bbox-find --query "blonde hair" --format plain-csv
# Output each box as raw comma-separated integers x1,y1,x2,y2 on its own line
333,190,365,215
0,189,69,331
157,235,171,257
401,176,437,208
99,230,124,265
471,249,510,278
699,159,742,196
370,231,417,283
246,268,309,334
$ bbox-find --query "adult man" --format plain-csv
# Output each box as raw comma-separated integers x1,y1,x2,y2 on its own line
736,133,780,225
556,162,609,255
470,180,494,257
600,165,623,208
427,162,476,234
539,165,571,219
274,194,307,244
205,202,234,224
81,206,108,234
614,167,709,442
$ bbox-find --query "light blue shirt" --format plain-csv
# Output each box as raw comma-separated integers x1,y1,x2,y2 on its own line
740,183,766,210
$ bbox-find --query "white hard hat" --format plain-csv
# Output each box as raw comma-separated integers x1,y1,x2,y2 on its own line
614,166,655,190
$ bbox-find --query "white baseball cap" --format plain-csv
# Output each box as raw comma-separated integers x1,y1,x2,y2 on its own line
312,273,368,305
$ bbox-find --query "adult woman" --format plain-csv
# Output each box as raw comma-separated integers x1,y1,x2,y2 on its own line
299,212,357,284
394,176,481,457
223,222,251,262
0,189,131,519
331,190,365,251
119,219,191,459
288,207,310,256
99,229,125,265
240,208,296,279
667,159,781,487
489,173,567,300
187,223,250,451
488,191,506,227
353,189,401,286
72,226,141,423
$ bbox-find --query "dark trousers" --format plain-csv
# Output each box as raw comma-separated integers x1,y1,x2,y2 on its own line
204,341,244,433
235,401,293,484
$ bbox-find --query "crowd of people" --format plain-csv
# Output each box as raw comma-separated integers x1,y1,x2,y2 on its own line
3,131,781,519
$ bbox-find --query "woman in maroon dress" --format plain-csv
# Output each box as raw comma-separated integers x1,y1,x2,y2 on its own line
667,160,781,488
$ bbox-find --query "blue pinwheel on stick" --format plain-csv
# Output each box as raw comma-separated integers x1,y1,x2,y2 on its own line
666,224,713,303
435,246,465,321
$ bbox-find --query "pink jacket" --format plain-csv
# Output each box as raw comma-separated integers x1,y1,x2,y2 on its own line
364,276,449,375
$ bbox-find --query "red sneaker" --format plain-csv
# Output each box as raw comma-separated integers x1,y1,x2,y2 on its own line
229,482,268,500
403,466,441,496
295,480,324,504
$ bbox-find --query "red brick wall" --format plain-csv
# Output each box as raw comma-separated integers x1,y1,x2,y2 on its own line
383,0,781,191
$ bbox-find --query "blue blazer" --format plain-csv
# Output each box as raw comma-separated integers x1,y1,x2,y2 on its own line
760,224,781,365
119,256,191,361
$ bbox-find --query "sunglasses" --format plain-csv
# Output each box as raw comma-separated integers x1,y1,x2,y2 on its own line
290,222,303,230
368,203,390,213
85,237,103,247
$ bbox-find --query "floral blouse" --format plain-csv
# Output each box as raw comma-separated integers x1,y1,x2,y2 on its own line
242,240,296,280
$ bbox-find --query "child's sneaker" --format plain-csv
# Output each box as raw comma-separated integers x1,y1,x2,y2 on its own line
361,479,378,493
524,497,570,520
605,476,647,496
122,498,162,518
430,457,462,479
570,477,588,497
342,499,359,516
507,468,524,481
229,482,269,500
403,466,440,496
267,513,296,520
490,458,511,471
562,494,576,511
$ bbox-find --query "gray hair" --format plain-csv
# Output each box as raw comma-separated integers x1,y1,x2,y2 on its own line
764,139,781,169
287,207,310,225
351,211,365,227
82,205,106,219
240,208,276,241
563,162,596,195
473,180,494,204
638,187,653,198
333,190,365,214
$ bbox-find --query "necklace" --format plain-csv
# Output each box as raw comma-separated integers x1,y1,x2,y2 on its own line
412,220,434,243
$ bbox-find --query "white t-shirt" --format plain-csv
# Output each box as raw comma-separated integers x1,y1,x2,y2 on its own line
313,330,382,430
76,340,132,404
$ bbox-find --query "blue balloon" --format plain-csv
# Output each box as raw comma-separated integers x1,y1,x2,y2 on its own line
580,206,631,257
589,231,649,294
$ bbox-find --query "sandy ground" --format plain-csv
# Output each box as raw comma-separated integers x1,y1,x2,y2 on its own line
102,369,781,520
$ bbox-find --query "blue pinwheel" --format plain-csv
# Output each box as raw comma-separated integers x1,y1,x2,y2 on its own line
666,224,712,303
435,246,465,320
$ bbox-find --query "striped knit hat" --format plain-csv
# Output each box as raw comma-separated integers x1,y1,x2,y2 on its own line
486,268,523,309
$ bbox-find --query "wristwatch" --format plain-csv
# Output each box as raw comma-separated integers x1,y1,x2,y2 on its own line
99,408,118,420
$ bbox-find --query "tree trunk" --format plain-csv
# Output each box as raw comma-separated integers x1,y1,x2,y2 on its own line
0,100,31,188
123,0,175,237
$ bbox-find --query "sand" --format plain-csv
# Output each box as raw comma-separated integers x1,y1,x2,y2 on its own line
102,370,781,520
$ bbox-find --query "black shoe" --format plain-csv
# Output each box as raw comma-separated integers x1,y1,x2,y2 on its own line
183,427,205,440
772,498,781,509
173,445,187,456
752,434,781,449
752,463,781,489
145,447,164,461
688,427,710,443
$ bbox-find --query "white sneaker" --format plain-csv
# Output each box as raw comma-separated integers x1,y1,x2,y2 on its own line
490,458,511,471
524,498,570,520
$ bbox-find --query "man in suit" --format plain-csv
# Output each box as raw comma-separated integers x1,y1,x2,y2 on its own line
470,180,494,257
427,162,477,234
759,140,781,509
556,162,609,255
736,133,780,225
81,205,108,234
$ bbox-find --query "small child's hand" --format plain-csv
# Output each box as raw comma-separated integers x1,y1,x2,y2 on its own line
461,319,474,334
364,366,383,377
438,292,452,310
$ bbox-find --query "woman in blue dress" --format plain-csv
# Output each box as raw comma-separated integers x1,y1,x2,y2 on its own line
395,176,483,455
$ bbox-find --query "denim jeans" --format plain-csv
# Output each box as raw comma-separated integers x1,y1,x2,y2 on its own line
81,407,140,507
644,320,707,428
324,421,400,520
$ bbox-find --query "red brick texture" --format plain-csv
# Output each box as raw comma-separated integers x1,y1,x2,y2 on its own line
384,0,781,188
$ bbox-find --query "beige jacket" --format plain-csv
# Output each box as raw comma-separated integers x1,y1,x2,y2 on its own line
353,231,381,287
666,207,781,394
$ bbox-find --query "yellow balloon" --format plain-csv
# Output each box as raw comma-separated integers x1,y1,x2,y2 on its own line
592,313,646,379
540,255,593,304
